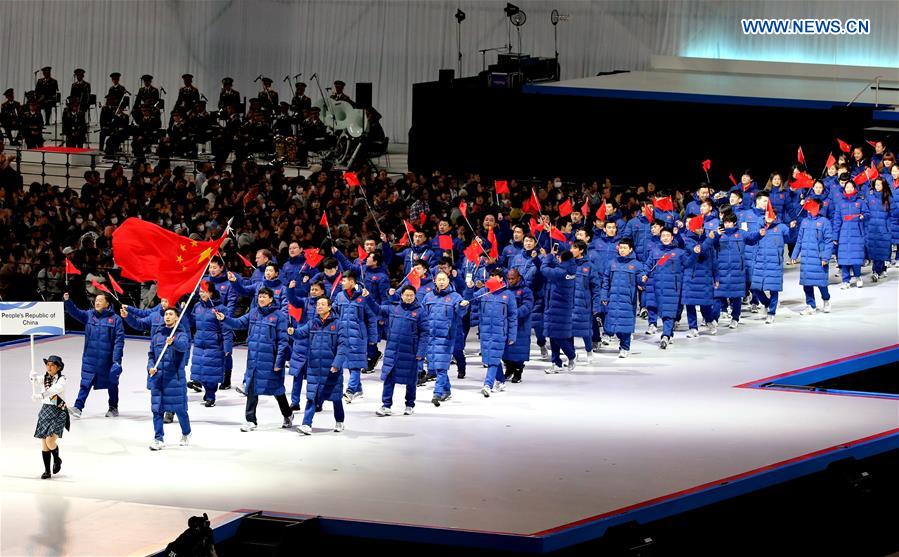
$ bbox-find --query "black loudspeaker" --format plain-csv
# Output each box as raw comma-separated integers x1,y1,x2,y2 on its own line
355,82,372,110
438,69,455,88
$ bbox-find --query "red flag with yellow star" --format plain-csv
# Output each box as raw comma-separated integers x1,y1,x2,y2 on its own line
112,218,228,302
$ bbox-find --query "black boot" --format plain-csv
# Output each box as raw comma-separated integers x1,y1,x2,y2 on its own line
220,370,232,390
417,371,428,387
41,450,51,479
164,412,174,424
51,447,62,474
187,380,203,393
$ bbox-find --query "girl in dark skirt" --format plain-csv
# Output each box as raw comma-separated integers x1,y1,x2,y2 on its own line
32,355,70,479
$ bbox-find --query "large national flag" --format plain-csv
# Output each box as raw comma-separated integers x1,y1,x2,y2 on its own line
112,218,229,302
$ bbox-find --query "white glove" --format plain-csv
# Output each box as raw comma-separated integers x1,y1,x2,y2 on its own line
29,371,40,381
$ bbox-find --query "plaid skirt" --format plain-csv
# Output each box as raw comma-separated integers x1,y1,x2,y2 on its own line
34,404,68,439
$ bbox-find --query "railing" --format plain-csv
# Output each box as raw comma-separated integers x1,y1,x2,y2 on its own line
846,75,883,108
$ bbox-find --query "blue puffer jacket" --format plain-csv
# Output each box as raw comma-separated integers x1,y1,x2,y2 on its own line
146,327,190,413
500,240,524,268
680,234,718,306
540,255,576,339
465,286,517,365
745,221,788,291
647,243,697,318
571,257,602,337
832,192,868,266
332,286,378,371
64,301,125,390
333,250,391,306
280,255,308,285
588,232,619,276
864,189,892,261
205,273,237,352
732,182,759,210
713,228,747,298
890,183,899,244
222,302,289,396
124,304,166,337
623,216,653,262
802,191,834,222
232,277,288,315
422,286,467,371
503,284,534,363
249,256,278,283
188,299,225,384
790,215,834,287
379,301,429,384
739,208,764,273
508,250,538,287
398,244,435,275
285,290,320,326
640,236,662,306
768,188,800,243
600,253,647,334
295,313,345,402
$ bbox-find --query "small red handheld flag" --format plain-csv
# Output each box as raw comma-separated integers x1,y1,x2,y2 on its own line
485,276,504,293
288,304,303,323
200,280,211,292
765,199,776,221
494,180,510,195
303,248,324,269
329,272,343,297
108,274,125,294
580,199,590,218
487,228,499,259
686,215,704,233
406,270,421,289
558,199,573,217
343,171,360,187
237,252,254,269
728,173,738,186
797,146,806,165
65,259,81,276
852,171,871,186
803,199,820,217
531,189,542,213
459,200,468,219
463,242,481,263
549,227,567,243
653,196,674,212
655,253,673,268
438,235,454,251
403,219,416,235
865,139,878,149
595,202,607,222
836,138,851,153
843,214,861,221
530,217,544,233
824,152,836,170
91,279,113,295
319,212,329,228
865,166,879,181
701,159,711,172
790,173,814,190
419,212,427,226
643,205,654,222
357,245,368,261
398,231,410,246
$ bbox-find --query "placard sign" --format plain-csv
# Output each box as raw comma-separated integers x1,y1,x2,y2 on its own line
0,302,66,335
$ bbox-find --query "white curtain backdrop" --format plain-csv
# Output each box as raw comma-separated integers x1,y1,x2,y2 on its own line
2,0,897,143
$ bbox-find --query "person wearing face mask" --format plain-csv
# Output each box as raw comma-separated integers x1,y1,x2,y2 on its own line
375,285,430,416
421,271,468,406
147,308,193,450
63,292,125,418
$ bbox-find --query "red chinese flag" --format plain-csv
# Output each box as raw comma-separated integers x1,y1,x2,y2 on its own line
595,202,607,222
439,235,454,251
398,231,410,246
797,146,806,165
319,212,329,228
108,274,125,294
64,258,81,276
743,182,752,192
765,199,776,221
91,279,112,295
728,173,738,186
549,227,567,243
530,217,543,233
803,199,820,217
357,245,368,261
791,173,814,190
419,212,427,226
406,270,421,289
836,138,851,153
865,139,878,149
459,200,468,219
532,189,542,213
487,228,499,259
852,171,869,186
643,204,654,221
200,280,210,292
686,215,704,233
558,199,573,217
843,214,860,221
701,159,711,172
824,152,836,170
653,196,674,212
112,218,228,303
288,304,303,323
403,219,416,235
463,242,481,263
304,248,324,268
494,180,510,195
865,166,879,181
580,199,590,217
656,253,672,268
237,252,254,269
485,276,504,293
343,171,360,187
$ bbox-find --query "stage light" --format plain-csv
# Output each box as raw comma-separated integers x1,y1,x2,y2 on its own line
455,8,465,23
504,3,520,18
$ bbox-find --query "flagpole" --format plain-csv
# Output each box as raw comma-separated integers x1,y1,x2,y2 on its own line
152,218,232,369
459,213,490,258
359,191,384,237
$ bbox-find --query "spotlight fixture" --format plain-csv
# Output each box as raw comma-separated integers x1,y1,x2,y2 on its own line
504,3,520,18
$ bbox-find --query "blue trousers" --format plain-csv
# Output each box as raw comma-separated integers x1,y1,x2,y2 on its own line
720,297,742,322
751,289,779,315
646,306,658,327
74,374,119,410
453,348,467,374
580,336,594,352
202,382,218,402
803,285,830,308
153,408,190,441
550,338,576,367
302,398,345,426
661,316,675,338
433,369,452,397
616,333,631,351
347,369,363,394
484,363,506,388
290,373,305,406
685,305,715,330
382,375,416,408
872,260,886,274
841,265,861,282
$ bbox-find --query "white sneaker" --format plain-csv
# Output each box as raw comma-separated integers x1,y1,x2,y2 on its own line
765,315,775,324
179,433,191,446
840,282,850,290
334,422,345,432
686,328,699,338
601,335,611,346
376,406,392,417
728,319,739,329
707,321,718,335
68,407,82,419
660,336,670,350
645,324,657,335
297,424,312,435
585,352,594,364
240,422,257,432
493,382,506,393
550,365,564,374
481,386,491,397
618,349,630,358
403,406,414,415
149,439,165,451
856,277,863,288
567,355,578,372
750,304,760,313
823,301,832,313
799,307,815,316
540,346,549,360
872,273,880,282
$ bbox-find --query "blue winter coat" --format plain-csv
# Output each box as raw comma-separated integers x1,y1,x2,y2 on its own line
280,255,309,285
249,256,278,283
333,250,391,306
500,241,525,268
205,273,237,352
790,216,834,287
864,190,892,261
332,286,379,371
571,256,602,337
146,327,190,414
745,221,789,291
232,277,288,315
713,228,748,298
623,216,653,262
890,183,899,244
465,286,517,365
508,250,538,287
768,188,800,243
832,193,868,266
294,314,346,402
681,234,718,306
588,232,619,276
64,301,125,390
540,255,576,339
222,303,289,396
600,253,647,334
397,244,435,275
647,243,697,318
379,301,429,384
503,285,534,363
187,299,226,384
422,286,467,371
739,208,764,274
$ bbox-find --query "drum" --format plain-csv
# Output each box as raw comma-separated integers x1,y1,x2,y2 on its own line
286,136,297,163
274,135,286,159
